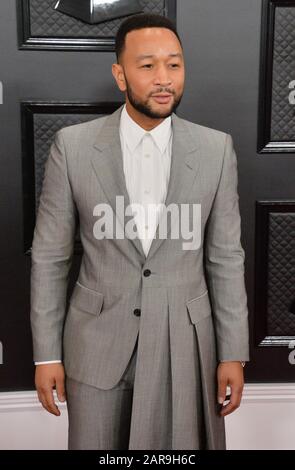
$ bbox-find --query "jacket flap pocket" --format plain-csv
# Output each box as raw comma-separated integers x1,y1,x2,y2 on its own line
70,282,104,316
186,289,212,324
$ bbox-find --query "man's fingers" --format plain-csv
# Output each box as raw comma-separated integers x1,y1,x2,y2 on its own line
35,363,66,415
217,378,227,404
220,386,242,417
38,388,60,416
55,377,66,402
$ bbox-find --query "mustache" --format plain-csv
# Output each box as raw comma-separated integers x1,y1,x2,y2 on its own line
150,89,175,96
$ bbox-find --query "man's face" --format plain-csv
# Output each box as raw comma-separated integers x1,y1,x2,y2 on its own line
113,27,185,120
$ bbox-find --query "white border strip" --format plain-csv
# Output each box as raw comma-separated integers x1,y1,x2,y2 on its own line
242,383,295,403
0,391,67,412
0,384,295,411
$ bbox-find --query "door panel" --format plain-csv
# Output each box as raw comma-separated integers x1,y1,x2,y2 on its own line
0,0,295,390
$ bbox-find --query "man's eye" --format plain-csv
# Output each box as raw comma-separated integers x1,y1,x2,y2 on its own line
170,63,180,68
142,64,153,68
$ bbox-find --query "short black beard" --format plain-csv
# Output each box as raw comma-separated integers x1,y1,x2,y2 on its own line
125,79,183,119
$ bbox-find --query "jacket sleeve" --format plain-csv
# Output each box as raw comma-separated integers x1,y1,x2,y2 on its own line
30,130,76,363
204,133,250,362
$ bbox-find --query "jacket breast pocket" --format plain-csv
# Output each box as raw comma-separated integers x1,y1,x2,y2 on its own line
186,289,212,324
69,281,104,316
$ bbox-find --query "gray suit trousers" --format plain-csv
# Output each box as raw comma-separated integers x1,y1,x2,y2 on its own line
66,337,148,450
66,321,208,450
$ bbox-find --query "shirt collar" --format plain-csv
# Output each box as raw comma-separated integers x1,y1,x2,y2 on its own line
120,103,172,155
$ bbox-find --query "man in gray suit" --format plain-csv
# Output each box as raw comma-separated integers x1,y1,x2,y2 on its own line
31,13,249,450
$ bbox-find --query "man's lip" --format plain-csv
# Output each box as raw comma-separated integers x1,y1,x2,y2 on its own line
152,94,173,104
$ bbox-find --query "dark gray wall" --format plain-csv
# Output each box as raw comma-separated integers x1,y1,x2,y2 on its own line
0,0,294,389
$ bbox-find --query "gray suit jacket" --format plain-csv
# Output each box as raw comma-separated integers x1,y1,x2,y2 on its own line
30,104,249,391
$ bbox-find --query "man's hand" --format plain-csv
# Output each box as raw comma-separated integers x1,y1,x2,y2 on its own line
217,361,244,417
35,363,66,416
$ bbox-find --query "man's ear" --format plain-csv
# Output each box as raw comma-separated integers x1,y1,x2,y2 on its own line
112,63,127,92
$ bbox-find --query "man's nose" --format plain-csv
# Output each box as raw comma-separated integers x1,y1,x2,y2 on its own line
153,64,172,86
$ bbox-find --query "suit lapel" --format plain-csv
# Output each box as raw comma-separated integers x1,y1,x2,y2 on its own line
92,105,147,261
146,113,200,261
91,105,201,263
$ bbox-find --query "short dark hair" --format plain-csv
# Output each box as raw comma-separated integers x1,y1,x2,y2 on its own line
115,13,182,63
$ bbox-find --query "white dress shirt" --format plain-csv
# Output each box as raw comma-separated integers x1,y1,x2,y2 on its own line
119,104,172,256
35,104,173,365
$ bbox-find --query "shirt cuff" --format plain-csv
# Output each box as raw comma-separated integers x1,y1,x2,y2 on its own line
219,360,247,366
35,360,62,365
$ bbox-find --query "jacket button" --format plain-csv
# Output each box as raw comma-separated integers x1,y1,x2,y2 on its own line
133,308,141,316
143,269,151,277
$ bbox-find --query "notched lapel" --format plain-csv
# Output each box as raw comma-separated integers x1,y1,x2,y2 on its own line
146,114,201,261
91,106,146,261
